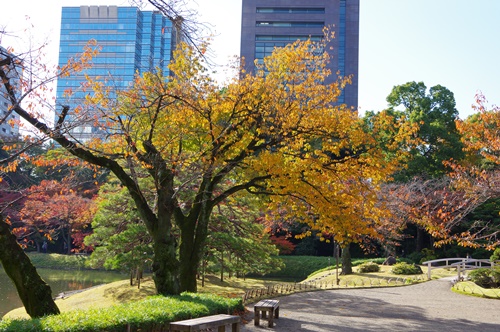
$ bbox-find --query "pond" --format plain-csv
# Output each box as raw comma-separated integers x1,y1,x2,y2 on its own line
0,267,126,318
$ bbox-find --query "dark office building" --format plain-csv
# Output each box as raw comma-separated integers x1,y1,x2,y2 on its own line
240,0,359,108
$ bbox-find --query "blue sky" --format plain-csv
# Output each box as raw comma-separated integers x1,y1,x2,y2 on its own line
359,0,500,118
1,0,499,119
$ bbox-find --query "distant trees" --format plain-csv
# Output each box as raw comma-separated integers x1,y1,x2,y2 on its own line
457,93,500,166
449,94,500,248
385,81,464,180
19,180,94,254
84,179,153,285
371,91,500,254
203,194,283,281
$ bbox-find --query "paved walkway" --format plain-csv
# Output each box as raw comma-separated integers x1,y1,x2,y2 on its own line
240,278,500,331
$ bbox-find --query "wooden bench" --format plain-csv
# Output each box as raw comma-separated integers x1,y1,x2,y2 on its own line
254,299,280,327
169,314,240,332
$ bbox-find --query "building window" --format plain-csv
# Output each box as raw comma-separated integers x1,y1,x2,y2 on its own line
255,35,323,61
256,35,323,42
257,8,325,14
256,21,325,28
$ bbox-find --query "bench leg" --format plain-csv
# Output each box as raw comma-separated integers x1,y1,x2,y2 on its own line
218,326,224,332
268,308,274,327
275,306,279,318
231,322,240,332
254,307,260,326
262,310,267,319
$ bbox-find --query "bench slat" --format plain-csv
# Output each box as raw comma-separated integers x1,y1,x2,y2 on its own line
170,314,240,331
255,299,279,308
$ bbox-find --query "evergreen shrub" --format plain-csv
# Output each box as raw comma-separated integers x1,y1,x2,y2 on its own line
391,262,423,275
491,248,500,262
357,262,380,273
468,267,500,288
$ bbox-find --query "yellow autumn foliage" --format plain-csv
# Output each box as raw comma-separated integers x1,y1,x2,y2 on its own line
77,34,414,246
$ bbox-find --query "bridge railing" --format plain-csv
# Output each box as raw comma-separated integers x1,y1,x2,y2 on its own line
421,257,497,280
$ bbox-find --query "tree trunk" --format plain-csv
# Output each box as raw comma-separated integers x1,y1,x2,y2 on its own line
220,250,224,282
136,266,142,289
0,215,60,318
341,243,353,275
178,210,210,292
151,231,180,295
201,258,206,288
65,226,72,254
416,226,424,252
178,252,200,292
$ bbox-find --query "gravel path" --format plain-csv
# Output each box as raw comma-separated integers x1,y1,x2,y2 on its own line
239,278,500,331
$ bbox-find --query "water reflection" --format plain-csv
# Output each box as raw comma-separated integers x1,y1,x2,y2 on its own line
0,267,125,317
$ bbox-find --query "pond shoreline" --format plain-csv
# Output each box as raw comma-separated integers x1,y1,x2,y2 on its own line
0,267,125,318
53,283,107,300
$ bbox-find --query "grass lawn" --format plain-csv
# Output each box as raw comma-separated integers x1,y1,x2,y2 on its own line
304,264,457,284
452,281,500,299
3,275,284,320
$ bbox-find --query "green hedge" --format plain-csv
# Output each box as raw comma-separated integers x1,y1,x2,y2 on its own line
0,293,243,332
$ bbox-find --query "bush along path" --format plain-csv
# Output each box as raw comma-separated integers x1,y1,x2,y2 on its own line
0,293,243,332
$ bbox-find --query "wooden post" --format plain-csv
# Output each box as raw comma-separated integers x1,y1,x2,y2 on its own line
335,242,340,285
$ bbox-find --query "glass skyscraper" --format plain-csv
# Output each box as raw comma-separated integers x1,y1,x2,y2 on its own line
0,46,20,140
240,0,359,108
55,6,177,141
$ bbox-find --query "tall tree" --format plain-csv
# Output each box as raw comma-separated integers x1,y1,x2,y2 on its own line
386,81,464,180
372,94,500,250
0,0,199,315
1,34,413,295
441,93,500,249
0,46,60,317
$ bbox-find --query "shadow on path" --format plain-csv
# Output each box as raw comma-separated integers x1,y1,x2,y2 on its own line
241,278,500,331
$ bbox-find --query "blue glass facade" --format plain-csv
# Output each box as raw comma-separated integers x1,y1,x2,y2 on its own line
55,6,175,140
0,46,21,139
241,0,359,108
